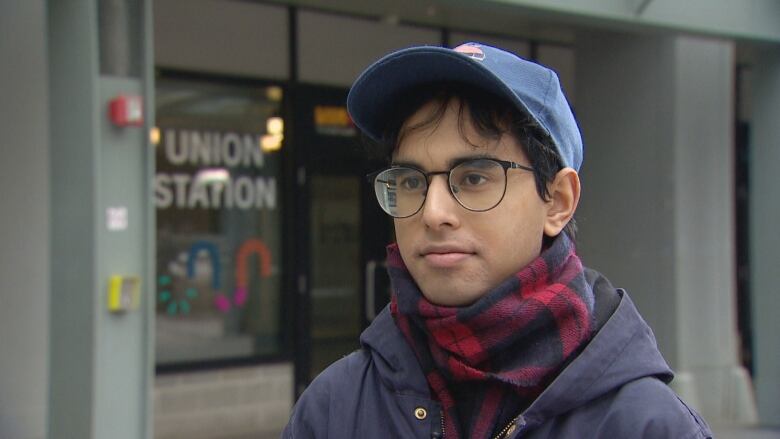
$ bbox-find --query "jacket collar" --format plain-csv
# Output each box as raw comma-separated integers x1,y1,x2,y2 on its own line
360,306,433,398
359,269,673,426
521,274,673,426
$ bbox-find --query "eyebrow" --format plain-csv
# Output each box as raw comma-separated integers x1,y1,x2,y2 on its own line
391,153,500,171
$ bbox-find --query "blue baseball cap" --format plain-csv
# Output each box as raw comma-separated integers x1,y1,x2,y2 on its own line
346,42,583,171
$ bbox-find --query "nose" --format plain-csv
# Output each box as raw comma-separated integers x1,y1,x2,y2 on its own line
420,175,461,230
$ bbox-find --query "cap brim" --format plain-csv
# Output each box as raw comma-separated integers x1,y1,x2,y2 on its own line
347,46,529,143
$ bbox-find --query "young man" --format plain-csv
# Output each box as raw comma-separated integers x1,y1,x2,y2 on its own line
283,43,712,438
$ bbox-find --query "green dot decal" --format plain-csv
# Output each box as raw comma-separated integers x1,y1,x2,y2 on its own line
158,274,200,316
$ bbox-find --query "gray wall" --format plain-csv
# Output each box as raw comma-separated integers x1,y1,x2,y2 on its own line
488,0,780,42
750,47,780,426
297,10,440,86
576,32,679,365
575,31,756,424
154,0,289,79
0,1,49,439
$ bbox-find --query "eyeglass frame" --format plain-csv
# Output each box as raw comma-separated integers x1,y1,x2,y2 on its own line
367,157,535,218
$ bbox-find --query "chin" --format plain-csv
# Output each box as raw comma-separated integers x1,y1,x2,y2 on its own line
421,286,481,307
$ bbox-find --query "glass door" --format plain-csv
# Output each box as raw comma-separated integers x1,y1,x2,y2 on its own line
308,173,362,376
293,85,392,392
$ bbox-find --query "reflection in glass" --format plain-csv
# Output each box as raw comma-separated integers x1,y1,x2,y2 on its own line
154,78,285,366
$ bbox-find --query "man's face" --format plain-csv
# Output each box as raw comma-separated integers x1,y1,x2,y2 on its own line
393,99,552,306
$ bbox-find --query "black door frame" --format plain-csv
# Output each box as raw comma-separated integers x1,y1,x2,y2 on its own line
291,83,392,397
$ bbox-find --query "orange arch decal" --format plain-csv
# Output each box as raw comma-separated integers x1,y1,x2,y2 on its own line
235,238,272,288
220,238,272,311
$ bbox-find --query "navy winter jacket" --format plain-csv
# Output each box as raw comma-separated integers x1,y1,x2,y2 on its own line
283,270,712,438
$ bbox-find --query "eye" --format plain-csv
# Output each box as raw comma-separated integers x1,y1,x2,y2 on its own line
452,159,502,190
399,174,425,191
461,173,488,186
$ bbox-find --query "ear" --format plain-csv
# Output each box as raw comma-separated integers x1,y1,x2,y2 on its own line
543,168,580,237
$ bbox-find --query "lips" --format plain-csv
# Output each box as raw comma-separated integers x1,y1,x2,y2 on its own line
419,244,475,268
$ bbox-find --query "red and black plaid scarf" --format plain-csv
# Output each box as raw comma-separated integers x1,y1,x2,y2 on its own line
389,234,594,439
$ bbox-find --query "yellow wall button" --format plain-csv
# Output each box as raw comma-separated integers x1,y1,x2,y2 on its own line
107,275,140,312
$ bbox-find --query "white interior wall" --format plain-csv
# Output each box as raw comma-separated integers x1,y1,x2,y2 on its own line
0,2,49,439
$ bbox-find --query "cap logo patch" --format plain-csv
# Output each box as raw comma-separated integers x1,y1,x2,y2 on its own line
454,44,485,61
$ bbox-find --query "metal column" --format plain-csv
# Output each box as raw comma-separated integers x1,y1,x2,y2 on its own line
48,0,154,437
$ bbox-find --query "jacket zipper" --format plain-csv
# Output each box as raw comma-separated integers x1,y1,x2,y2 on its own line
436,412,521,439
491,414,522,439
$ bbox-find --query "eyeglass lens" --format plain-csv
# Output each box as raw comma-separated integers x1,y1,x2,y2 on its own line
373,159,508,218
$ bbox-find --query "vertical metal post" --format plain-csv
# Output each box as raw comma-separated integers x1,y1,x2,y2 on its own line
48,0,154,437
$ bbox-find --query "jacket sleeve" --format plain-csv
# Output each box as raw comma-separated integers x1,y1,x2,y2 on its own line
593,377,713,439
281,350,370,439
281,363,336,439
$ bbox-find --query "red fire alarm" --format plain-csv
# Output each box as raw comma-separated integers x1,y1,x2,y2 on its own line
108,94,144,127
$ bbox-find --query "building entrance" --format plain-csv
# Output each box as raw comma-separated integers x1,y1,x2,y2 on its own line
293,85,392,393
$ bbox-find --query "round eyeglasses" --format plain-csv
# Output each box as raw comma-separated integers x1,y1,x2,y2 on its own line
369,158,534,218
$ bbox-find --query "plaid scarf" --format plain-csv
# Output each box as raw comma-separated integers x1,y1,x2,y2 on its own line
389,234,594,439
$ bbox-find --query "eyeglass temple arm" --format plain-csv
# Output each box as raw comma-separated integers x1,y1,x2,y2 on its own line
509,162,535,172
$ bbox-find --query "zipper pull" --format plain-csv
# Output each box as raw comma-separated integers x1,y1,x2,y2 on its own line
493,415,526,439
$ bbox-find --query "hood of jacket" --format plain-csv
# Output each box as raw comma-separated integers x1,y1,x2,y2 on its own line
358,268,673,426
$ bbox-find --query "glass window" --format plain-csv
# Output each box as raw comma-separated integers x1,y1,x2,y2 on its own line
154,77,285,366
